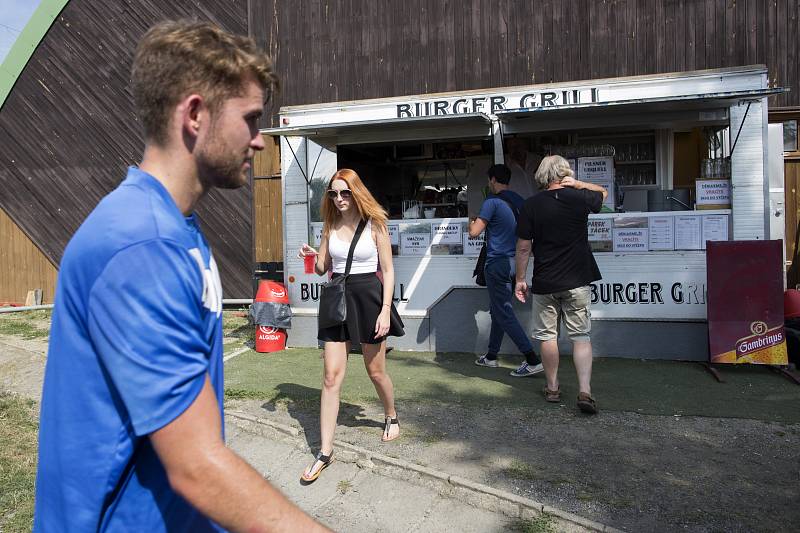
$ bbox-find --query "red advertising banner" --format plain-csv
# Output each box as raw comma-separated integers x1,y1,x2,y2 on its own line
707,240,788,364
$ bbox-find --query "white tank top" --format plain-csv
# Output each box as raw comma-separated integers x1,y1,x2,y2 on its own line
329,219,379,274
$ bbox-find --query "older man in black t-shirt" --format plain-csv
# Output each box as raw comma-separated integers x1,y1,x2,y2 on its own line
514,155,607,414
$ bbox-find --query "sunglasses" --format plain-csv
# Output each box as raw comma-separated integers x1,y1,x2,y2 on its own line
327,189,352,200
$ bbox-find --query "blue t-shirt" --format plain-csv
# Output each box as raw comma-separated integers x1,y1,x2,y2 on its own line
478,190,524,258
34,167,226,532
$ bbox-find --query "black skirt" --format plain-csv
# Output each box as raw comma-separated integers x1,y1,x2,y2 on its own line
318,272,405,345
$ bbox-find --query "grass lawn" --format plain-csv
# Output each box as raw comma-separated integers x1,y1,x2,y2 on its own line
225,347,800,423
0,310,50,340
0,393,38,533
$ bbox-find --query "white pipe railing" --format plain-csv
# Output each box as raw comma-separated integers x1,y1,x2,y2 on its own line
0,300,253,314
0,304,54,314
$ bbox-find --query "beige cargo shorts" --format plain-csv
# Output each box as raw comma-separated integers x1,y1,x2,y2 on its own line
531,285,592,342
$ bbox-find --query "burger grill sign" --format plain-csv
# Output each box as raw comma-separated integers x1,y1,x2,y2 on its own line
396,88,601,117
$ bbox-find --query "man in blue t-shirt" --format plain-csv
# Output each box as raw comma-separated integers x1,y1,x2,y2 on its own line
34,21,328,533
469,164,543,377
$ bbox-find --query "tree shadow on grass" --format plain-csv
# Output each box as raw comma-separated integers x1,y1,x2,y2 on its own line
260,382,383,451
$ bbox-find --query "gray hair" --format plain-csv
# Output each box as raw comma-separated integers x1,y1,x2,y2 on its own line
534,155,574,189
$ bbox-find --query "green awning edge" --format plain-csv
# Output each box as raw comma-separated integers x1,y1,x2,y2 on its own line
0,0,70,111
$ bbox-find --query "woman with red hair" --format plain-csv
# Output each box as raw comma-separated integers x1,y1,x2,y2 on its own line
298,169,404,482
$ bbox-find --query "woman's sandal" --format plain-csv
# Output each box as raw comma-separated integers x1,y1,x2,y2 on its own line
300,450,334,483
543,386,561,403
381,415,400,442
577,392,598,414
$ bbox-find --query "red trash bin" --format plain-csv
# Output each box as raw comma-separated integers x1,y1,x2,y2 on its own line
785,289,800,319
254,280,289,352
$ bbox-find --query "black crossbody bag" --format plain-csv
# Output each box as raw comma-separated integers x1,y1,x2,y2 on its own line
472,194,520,287
318,219,367,329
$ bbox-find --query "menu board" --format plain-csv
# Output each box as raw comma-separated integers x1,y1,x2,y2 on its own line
675,215,702,250
648,216,675,251
431,221,462,245
612,228,649,252
696,179,731,207
701,215,729,249
578,156,615,211
400,233,431,256
588,218,612,241
463,232,484,255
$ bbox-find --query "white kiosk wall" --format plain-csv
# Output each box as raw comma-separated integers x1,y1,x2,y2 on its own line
730,99,768,240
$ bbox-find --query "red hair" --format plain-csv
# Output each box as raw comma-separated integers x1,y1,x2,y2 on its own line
321,169,387,235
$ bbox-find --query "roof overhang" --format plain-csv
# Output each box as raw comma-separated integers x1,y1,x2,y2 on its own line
261,113,493,145
497,88,785,133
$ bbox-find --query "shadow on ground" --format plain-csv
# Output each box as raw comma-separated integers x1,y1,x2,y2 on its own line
260,383,382,452
225,347,800,532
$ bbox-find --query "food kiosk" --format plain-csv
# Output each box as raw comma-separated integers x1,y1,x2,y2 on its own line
263,65,784,359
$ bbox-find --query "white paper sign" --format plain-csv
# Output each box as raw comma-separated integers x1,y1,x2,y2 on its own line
648,216,675,251
696,179,731,206
431,222,462,245
578,156,615,210
675,215,702,250
701,215,729,249
387,224,399,246
311,225,323,246
613,228,648,252
400,233,431,256
588,218,612,241
463,232,484,255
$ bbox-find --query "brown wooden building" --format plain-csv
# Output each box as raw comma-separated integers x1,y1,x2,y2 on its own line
2,0,799,303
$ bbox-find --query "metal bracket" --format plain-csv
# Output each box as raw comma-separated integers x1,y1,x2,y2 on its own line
768,365,800,386
698,362,725,383
729,101,752,156
285,137,311,185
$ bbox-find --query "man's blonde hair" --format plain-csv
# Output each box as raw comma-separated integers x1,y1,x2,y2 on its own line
131,20,279,145
534,155,574,189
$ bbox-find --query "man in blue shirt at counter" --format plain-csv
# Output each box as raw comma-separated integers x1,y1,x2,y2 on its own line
469,164,543,377
34,20,328,532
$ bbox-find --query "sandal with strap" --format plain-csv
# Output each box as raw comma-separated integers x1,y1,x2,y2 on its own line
577,392,598,414
300,450,334,483
543,386,561,403
381,415,400,442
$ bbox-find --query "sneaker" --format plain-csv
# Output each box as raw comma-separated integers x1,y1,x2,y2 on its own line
475,355,499,368
510,362,544,377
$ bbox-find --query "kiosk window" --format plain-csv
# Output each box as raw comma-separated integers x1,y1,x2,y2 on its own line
334,141,492,222
308,140,492,257
784,120,798,152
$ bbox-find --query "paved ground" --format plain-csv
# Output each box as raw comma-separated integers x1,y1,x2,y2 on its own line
226,416,585,532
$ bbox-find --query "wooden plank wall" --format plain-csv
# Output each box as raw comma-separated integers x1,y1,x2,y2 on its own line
252,135,283,263
251,0,800,125
0,209,58,305
3,0,798,300
253,178,283,263
0,0,255,298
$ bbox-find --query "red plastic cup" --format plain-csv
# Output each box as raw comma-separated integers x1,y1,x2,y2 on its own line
304,253,316,274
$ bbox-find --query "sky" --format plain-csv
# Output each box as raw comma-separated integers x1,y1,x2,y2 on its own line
0,0,43,63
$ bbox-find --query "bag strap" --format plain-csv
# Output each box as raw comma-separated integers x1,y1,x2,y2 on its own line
484,193,520,244
495,192,520,222
343,219,367,276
